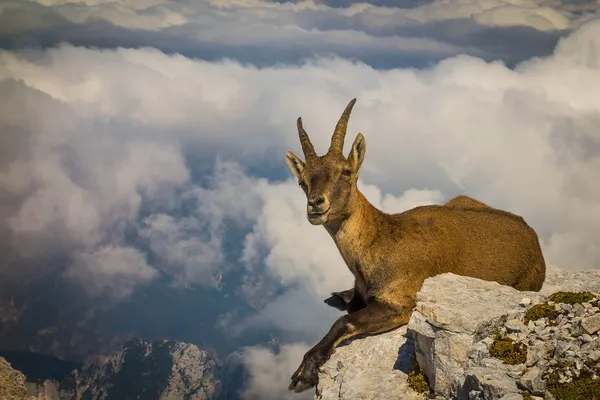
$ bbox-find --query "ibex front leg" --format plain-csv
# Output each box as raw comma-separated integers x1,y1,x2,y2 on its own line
288,298,414,393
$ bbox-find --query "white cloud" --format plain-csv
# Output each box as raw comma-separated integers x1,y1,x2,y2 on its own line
240,343,313,400
138,213,223,287
3,0,595,70
19,0,593,32
400,0,575,30
66,246,158,299
473,4,570,31
1,20,600,292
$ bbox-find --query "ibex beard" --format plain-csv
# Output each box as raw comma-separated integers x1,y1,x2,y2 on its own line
285,98,546,393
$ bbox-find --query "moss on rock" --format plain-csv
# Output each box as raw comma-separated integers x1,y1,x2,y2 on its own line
523,291,597,326
524,303,560,324
407,356,430,394
548,291,595,305
489,333,527,365
545,367,600,400
520,391,545,399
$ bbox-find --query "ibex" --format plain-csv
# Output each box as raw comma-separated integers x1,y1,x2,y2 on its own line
285,98,546,393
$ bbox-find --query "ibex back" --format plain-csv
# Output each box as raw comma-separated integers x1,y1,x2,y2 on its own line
285,98,546,393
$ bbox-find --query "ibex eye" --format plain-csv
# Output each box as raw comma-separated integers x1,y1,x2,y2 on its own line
298,180,307,187
342,169,352,176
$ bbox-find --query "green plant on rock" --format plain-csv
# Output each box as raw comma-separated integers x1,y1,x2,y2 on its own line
524,302,560,324
407,356,430,394
520,390,546,399
489,333,527,365
545,367,600,400
548,291,595,305
520,392,532,400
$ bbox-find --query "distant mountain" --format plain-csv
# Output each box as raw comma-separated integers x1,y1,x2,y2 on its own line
19,338,226,400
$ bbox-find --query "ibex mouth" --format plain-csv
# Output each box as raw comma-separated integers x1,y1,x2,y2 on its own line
308,209,329,217
307,209,330,225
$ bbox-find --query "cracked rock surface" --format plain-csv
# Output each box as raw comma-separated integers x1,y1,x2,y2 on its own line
315,326,425,400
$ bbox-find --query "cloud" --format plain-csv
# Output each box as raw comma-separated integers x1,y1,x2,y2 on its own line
2,0,594,68
65,246,158,299
1,19,600,290
239,343,313,400
138,213,223,287
0,75,191,298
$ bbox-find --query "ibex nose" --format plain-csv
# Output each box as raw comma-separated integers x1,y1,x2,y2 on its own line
307,196,329,214
308,196,326,208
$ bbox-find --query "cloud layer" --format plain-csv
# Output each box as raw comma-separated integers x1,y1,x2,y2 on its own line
2,0,595,68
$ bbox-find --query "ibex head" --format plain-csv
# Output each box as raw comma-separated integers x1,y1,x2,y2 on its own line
285,98,366,226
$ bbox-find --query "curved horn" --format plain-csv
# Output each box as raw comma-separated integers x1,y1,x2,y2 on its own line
328,98,357,154
297,117,316,158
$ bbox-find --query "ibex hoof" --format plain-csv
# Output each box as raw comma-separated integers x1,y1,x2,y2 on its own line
289,378,315,393
324,293,348,311
289,358,319,393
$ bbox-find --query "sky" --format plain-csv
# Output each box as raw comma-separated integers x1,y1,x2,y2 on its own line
1,0,600,398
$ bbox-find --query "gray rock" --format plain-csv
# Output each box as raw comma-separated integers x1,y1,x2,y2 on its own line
588,349,600,361
519,367,545,392
457,365,521,400
316,326,424,400
540,267,600,295
526,341,547,367
581,333,593,342
519,298,531,307
505,320,528,334
408,273,544,398
498,394,523,400
572,303,587,317
0,356,27,400
554,340,572,357
581,313,600,334
317,266,600,400
581,338,599,352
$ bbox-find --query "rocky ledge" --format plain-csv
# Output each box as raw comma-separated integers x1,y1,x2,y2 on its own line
0,356,28,400
316,266,600,400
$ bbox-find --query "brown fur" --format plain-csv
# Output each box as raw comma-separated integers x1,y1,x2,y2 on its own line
444,195,491,210
285,98,546,393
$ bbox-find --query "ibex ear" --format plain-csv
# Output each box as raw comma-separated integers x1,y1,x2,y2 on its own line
285,151,304,179
348,133,366,173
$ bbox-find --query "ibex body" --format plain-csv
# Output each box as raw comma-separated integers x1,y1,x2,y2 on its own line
285,99,546,393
